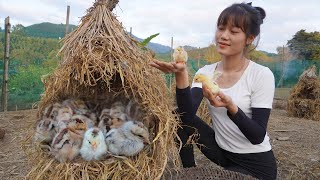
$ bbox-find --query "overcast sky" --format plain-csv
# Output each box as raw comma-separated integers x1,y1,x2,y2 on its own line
0,0,319,53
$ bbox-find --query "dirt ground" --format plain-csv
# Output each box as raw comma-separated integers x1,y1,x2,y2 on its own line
0,106,319,180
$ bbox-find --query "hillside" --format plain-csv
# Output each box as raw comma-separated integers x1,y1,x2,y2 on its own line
25,22,77,39
23,22,172,53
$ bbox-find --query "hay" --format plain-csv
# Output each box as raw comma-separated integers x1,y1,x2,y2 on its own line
24,0,181,179
287,65,320,121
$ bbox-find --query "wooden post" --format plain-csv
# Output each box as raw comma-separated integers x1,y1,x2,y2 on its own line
65,5,70,36
169,37,173,91
2,17,11,112
129,27,132,37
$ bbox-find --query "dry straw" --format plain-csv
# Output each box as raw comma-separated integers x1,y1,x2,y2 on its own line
287,65,320,121
24,0,181,179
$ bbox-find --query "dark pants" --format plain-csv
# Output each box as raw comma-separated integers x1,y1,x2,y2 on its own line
177,115,277,180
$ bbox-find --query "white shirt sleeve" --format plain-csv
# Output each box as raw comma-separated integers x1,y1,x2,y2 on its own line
251,67,275,109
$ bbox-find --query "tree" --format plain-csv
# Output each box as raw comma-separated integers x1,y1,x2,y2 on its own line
12,24,26,36
287,29,320,60
204,44,221,63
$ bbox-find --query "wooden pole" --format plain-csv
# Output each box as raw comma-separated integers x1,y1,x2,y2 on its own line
129,27,132,36
2,17,11,112
65,5,70,36
169,37,173,92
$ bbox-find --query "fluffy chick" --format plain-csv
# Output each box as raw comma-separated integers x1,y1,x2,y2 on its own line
110,101,128,121
55,106,74,131
194,71,222,94
50,128,82,163
98,108,126,135
33,117,57,144
105,121,150,156
173,46,188,64
80,128,107,161
67,114,95,135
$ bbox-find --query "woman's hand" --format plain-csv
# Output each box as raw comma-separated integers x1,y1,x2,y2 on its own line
149,59,189,89
202,85,238,115
149,59,186,74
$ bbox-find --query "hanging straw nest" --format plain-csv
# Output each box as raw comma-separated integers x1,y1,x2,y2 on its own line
24,0,181,179
287,65,320,121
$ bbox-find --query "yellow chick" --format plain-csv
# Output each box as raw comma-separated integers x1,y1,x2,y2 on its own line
173,46,188,64
194,72,222,94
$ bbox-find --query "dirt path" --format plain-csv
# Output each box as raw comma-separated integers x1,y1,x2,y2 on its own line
0,109,319,179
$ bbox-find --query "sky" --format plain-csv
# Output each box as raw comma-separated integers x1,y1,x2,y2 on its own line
0,0,319,53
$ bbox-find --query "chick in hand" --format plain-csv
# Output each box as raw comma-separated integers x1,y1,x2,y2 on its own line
194,71,222,94
105,121,150,156
80,128,107,161
173,46,188,64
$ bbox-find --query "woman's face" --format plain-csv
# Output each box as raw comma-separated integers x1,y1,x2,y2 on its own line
215,24,252,57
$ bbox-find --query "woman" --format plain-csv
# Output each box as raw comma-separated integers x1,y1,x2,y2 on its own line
150,2,277,180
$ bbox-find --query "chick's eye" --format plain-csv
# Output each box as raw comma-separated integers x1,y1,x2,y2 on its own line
88,140,91,144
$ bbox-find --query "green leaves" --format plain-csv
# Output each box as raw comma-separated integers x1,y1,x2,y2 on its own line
139,33,160,47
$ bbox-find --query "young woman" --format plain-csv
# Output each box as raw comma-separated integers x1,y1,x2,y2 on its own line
150,2,277,180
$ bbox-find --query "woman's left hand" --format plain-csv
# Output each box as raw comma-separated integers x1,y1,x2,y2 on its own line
202,85,238,114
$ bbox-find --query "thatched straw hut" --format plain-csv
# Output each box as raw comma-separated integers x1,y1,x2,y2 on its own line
287,65,320,121
24,0,180,179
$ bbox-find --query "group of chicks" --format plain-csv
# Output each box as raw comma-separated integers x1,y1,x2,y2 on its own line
33,99,150,163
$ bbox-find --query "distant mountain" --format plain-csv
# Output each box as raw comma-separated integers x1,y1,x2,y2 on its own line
183,45,198,51
23,22,172,53
133,35,171,54
24,22,77,39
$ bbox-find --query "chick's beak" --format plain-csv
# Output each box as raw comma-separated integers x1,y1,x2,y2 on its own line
144,138,151,145
91,141,97,150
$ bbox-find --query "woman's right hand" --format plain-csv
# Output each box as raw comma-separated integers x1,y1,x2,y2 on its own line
149,59,187,74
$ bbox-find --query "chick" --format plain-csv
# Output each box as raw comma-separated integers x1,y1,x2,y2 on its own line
80,128,108,161
50,128,82,163
173,46,188,64
33,117,56,144
43,103,62,120
194,71,222,94
105,121,150,156
55,106,74,131
98,108,126,135
125,100,143,121
67,114,95,135
110,101,128,121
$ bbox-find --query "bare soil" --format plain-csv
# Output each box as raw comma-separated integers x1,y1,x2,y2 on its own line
0,108,319,180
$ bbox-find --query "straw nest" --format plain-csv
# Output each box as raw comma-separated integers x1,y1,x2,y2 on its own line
287,65,320,121
24,0,181,179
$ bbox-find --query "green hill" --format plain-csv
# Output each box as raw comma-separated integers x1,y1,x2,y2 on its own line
24,22,77,39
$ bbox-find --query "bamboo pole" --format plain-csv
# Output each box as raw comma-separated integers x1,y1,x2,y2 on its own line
65,5,70,36
2,17,11,112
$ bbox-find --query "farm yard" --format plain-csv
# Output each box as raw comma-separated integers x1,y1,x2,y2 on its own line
1,0,320,179
0,99,320,179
